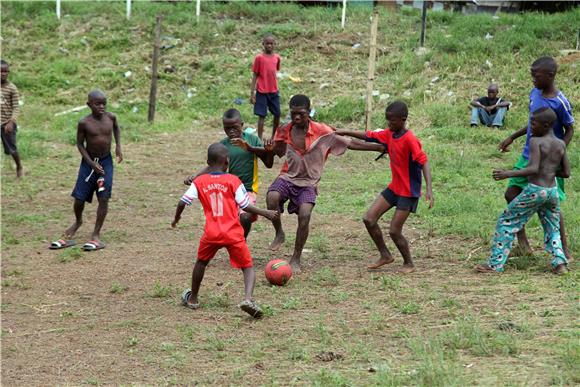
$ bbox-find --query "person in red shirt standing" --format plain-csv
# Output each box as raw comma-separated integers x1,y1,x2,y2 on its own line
266,94,384,274
250,35,281,139
338,101,434,274
172,143,279,318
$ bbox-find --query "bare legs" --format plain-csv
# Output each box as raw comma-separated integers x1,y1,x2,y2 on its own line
188,260,256,305
363,194,414,273
63,197,109,242
266,191,285,250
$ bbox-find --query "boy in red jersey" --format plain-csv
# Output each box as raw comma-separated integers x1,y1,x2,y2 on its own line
337,101,434,273
172,143,279,318
250,35,281,139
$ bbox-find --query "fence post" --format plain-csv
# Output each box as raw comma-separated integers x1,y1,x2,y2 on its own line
365,11,379,132
420,0,427,47
56,0,61,19
126,0,131,20
196,0,201,22
341,0,347,29
148,15,163,123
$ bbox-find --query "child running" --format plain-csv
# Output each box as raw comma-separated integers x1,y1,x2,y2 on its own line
172,143,279,318
498,56,574,260
184,109,273,239
476,107,570,275
50,90,123,251
1,59,23,178
250,34,281,139
337,101,433,273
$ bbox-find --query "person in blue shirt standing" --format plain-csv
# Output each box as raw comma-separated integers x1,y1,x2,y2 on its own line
498,56,574,261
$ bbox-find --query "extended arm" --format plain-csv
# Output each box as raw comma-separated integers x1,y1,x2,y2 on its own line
498,125,527,152
230,138,274,168
336,130,367,140
112,114,123,163
422,161,434,208
171,201,187,228
493,138,540,180
250,73,258,104
347,139,385,153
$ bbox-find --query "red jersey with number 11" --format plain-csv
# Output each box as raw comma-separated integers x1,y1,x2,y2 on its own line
181,173,250,244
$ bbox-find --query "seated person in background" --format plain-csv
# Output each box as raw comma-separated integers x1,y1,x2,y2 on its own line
470,83,510,128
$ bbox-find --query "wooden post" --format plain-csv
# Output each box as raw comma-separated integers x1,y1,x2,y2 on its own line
365,11,379,132
56,0,61,19
420,0,427,47
196,0,201,22
148,15,163,123
341,0,347,29
126,0,131,20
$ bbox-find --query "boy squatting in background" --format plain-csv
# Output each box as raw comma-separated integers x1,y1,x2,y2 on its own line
184,108,273,239
477,107,570,275
338,101,434,274
1,59,23,178
264,94,384,273
250,34,281,139
470,83,510,128
50,90,123,251
498,56,574,261
172,143,279,318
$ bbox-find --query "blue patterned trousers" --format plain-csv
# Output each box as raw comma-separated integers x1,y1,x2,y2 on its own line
488,183,567,272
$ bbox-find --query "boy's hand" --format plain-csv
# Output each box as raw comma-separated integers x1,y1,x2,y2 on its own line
263,210,280,222
231,138,249,151
425,190,434,209
492,169,509,180
92,161,105,175
115,148,123,163
498,137,513,152
250,94,256,105
4,121,15,133
264,138,275,152
184,175,194,186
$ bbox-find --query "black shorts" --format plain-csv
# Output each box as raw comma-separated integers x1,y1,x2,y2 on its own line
381,188,419,213
254,91,281,118
1,123,18,155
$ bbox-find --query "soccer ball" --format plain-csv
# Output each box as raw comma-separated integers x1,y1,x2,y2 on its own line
265,259,292,286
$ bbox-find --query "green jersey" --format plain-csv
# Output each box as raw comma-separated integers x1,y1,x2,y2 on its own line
220,132,263,193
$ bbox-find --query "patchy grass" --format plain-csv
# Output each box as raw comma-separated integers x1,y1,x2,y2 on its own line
1,1,579,385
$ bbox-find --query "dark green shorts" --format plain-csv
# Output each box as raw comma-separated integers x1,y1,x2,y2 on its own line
508,155,566,201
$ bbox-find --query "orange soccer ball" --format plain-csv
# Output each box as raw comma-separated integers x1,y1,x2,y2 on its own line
264,259,292,286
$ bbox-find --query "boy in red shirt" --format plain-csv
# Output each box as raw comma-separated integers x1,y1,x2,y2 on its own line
338,101,434,273
171,143,279,318
250,35,281,139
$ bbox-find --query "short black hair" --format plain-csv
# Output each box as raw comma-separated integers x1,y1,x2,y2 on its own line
88,89,106,100
289,94,310,110
223,108,242,121
263,34,275,41
531,107,557,127
207,143,229,165
487,83,498,91
1,59,8,67
385,100,408,118
531,56,558,74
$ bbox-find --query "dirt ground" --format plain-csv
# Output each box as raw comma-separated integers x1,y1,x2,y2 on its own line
1,126,577,386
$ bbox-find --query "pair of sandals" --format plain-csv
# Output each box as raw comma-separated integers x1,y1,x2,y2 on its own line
181,289,263,319
49,239,106,251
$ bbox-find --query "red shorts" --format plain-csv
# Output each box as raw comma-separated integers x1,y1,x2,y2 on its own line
197,238,253,269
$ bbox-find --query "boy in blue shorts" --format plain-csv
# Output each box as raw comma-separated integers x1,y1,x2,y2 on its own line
337,101,434,274
498,56,574,260
50,90,123,251
477,107,570,275
250,35,281,139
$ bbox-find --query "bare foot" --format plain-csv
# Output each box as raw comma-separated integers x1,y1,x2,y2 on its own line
16,168,23,179
563,247,574,263
64,222,82,239
475,263,499,274
552,264,568,275
289,260,301,274
395,265,416,274
269,231,285,251
367,256,395,270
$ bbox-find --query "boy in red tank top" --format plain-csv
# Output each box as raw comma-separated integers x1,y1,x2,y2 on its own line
172,143,279,318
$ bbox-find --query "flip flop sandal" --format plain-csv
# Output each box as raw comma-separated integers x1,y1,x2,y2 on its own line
239,300,263,319
181,289,200,310
83,240,106,251
49,239,76,250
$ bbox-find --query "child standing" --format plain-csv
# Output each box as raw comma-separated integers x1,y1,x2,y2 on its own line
184,109,273,239
172,143,279,318
498,56,574,260
477,107,570,274
250,34,281,139
1,59,23,178
50,90,123,251
337,101,434,273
